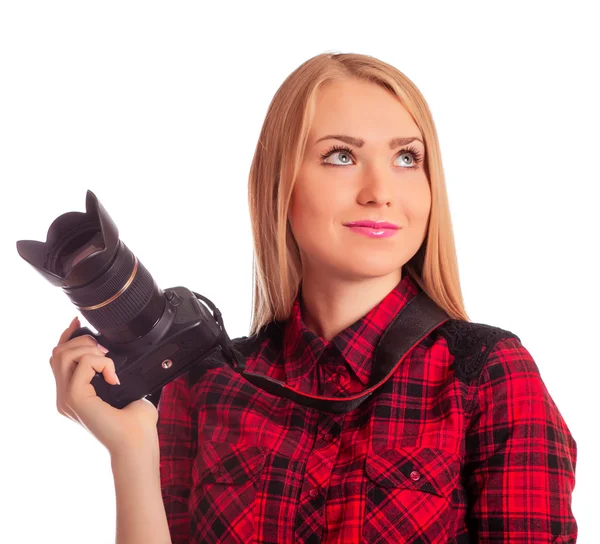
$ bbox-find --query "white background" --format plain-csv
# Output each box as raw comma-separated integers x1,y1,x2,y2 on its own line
1,1,598,542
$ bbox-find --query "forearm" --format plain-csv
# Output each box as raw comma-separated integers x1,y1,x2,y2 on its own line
111,442,171,544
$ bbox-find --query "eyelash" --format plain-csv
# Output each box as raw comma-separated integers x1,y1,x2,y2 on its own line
319,144,424,169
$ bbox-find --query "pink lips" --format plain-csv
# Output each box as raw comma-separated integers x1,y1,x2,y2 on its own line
344,220,401,239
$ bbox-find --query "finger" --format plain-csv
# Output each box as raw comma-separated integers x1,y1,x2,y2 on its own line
57,316,81,346
52,333,99,363
69,353,118,402
53,346,111,421
52,344,112,383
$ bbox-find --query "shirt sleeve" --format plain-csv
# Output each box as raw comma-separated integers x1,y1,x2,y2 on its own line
157,374,197,544
463,336,578,542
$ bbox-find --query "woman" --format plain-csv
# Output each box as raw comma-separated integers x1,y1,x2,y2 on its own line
159,52,577,542
51,52,577,543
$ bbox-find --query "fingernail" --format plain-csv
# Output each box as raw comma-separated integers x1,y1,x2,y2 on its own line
98,344,109,353
115,374,121,385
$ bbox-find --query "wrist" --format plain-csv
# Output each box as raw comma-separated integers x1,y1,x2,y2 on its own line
110,434,160,466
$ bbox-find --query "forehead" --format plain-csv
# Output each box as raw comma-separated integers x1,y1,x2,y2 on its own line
308,78,421,143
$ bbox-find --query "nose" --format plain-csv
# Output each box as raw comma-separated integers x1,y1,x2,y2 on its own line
357,164,393,207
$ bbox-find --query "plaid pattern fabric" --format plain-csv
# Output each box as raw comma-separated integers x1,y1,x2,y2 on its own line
157,273,577,543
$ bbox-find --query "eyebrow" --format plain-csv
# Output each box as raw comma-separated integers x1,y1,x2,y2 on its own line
314,134,424,149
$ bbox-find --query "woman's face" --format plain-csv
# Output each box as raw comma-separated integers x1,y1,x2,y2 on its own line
288,77,432,281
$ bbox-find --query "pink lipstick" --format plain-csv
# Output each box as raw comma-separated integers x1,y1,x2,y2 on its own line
344,220,401,239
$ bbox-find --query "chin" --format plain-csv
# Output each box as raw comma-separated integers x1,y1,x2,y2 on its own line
336,261,401,281
307,247,402,280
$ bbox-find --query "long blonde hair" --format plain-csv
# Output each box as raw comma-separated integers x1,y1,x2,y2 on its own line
248,52,470,336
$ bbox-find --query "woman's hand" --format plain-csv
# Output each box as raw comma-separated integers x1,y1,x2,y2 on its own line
50,316,159,458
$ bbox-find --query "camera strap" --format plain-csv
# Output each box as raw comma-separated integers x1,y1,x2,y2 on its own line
196,290,451,415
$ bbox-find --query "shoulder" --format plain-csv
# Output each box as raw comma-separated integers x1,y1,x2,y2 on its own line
231,320,285,356
458,326,576,457
185,320,284,388
436,319,522,384
436,320,560,428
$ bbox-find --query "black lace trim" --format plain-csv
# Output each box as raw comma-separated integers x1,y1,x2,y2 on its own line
438,319,520,383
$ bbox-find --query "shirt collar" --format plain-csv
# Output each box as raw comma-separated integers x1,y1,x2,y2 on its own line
282,272,421,387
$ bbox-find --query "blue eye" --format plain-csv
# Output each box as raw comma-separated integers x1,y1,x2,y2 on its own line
319,144,424,170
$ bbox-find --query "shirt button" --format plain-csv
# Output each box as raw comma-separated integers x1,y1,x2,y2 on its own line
331,373,340,384
309,487,320,499
410,470,420,481
323,433,333,442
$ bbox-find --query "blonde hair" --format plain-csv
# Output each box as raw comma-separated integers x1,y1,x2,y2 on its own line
248,52,470,336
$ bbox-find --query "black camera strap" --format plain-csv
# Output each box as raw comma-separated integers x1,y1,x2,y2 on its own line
195,290,450,415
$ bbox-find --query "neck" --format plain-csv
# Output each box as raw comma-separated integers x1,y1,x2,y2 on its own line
299,267,403,341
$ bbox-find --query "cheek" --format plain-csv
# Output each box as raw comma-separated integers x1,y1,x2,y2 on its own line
287,193,308,247
288,187,340,251
404,181,432,222
287,192,304,231
288,197,318,248
289,184,329,228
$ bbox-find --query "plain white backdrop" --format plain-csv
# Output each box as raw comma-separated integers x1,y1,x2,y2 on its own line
1,1,598,542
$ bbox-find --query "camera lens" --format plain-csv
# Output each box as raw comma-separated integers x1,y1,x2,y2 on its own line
59,231,104,273
16,190,167,344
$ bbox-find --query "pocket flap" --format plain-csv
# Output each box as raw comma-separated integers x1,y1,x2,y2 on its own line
365,446,460,497
196,442,267,484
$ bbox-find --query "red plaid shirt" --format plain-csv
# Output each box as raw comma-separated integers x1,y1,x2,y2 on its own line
157,273,577,543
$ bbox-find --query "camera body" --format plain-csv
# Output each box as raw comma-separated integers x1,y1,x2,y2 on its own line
69,285,222,409
16,190,236,409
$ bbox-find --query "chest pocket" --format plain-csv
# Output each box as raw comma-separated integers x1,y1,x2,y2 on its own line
363,446,461,544
195,441,267,484
191,442,268,544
